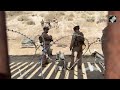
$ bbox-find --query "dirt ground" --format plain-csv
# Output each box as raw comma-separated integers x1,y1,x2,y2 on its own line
7,11,106,56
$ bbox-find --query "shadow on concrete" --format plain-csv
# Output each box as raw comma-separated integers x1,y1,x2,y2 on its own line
9,54,95,63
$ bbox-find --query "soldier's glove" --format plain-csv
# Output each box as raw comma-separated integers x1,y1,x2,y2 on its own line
84,44,86,46
70,47,72,51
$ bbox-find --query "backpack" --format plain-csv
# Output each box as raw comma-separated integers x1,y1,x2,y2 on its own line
39,34,53,43
74,32,85,46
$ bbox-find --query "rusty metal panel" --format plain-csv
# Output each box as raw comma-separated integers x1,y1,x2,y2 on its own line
103,11,120,79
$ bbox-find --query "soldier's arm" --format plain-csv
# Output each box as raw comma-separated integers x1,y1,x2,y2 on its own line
80,32,85,45
49,35,53,42
70,35,75,50
81,32,84,39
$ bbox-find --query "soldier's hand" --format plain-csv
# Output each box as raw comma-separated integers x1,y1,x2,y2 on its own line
84,44,86,46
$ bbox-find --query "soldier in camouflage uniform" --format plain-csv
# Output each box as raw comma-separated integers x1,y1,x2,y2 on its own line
39,27,53,66
70,26,85,69
41,19,44,27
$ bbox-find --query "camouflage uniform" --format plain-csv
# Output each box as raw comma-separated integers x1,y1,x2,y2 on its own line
41,32,53,56
41,19,44,27
70,31,85,69
39,27,53,66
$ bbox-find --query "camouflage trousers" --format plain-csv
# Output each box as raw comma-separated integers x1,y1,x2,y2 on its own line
42,45,53,65
70,46,82,68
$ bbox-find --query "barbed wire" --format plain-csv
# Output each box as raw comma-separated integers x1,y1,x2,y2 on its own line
7,29,102,78
7,29,37,47
7,29,40,63
7,28,101,61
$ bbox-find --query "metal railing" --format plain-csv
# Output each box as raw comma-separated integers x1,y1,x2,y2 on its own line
92,51,105,74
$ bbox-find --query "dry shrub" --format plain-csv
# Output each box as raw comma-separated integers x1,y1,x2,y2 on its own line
58,12,65,16
97,18,107,23
45,13,55,22
86,11,94,15
86,17,95,22
6,11,23,17
26,20,35,25
45,12,65,22
64,13,74,21
81,13,88,19
68,17,73,21
18,16,30,21
39,13,45,17
68,13,74,21
69,13,74,17
31,14,37,17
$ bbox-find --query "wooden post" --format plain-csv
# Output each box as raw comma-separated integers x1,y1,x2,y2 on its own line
0,11,11,79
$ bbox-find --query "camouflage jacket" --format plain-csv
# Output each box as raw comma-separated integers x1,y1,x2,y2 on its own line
70,31,84,48
39,32,53,45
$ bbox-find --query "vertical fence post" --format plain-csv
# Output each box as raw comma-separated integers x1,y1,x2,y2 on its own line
0,11,11,79
103,11,120,79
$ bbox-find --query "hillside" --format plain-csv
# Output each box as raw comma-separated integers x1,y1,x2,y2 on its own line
6,11,108,55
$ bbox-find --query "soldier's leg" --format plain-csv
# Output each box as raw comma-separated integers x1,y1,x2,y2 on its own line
47,48,52,62
42,54,47,66
48,48,53,56
77,50,82,69
70,50,75,69
42,47,49,66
